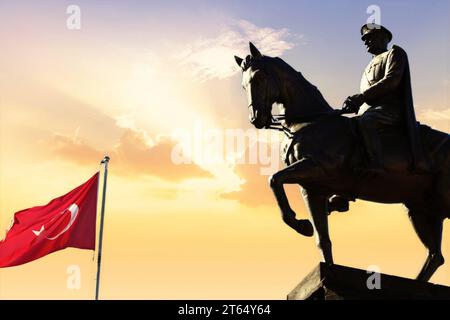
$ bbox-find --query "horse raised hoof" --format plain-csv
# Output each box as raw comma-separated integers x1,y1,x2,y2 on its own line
295,219,314,237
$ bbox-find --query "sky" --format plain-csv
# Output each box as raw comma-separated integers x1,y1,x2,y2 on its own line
0,0,449,299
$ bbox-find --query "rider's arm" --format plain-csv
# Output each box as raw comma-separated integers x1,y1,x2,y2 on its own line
361,45,407,103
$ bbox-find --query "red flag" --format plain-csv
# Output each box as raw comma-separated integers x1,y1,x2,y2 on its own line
0,172,99,268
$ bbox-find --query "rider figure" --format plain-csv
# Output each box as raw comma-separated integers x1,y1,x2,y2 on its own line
343,23,428,175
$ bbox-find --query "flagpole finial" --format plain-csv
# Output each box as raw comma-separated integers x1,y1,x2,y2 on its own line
100,155,110,164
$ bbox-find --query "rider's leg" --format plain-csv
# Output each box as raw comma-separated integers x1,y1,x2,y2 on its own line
357,112,385,173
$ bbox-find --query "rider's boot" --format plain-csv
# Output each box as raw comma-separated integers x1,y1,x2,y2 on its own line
327,196,351,215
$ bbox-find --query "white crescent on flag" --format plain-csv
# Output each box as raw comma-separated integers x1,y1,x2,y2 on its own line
32,203,79,240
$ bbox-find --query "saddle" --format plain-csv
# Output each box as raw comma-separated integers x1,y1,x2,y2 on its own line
281,115,446,175
347,118,444,174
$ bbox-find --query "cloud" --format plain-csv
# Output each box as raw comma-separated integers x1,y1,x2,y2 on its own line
419,108,450,121
175,19,297,82
113,129,212,181
443,78,449,87
416,108,450,133
220,141,304,211
220,159,275,207
2,78,124,151
47,128,212,182
115,114,138,130
51,133,103,166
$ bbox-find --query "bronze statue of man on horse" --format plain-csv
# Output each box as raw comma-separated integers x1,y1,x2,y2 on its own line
234,24,450,282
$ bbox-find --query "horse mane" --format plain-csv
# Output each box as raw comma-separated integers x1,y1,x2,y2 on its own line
272,56,331,107
261,56,333,121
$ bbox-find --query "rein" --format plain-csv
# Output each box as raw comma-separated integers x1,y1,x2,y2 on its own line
268,115,294,138
268,109,350,138
247,56,352,138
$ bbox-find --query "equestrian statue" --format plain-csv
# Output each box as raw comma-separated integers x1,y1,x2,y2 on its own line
234,24,450,282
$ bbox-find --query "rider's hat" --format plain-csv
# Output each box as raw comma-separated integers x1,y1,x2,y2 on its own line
361,23,393,42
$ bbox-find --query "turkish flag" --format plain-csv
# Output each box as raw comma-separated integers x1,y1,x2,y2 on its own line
0,172,99,268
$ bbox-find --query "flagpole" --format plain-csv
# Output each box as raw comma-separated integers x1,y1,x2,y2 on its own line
95,155,110,300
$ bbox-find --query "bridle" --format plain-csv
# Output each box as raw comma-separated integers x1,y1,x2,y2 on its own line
268,114,295,138
269,110,349,138
246,65,296,138
246,61,348,139
247,100,293,137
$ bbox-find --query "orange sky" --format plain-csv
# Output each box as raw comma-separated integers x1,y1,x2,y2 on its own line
0,1,449,299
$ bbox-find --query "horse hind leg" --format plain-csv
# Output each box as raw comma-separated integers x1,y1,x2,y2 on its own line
407,205,445,282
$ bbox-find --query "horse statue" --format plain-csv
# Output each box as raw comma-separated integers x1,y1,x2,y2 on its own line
234,42,450,282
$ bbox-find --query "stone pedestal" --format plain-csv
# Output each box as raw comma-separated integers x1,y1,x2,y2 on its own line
287,263,450,300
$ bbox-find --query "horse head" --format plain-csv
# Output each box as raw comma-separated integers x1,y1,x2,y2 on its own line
235,42,332,129
235,42,280,129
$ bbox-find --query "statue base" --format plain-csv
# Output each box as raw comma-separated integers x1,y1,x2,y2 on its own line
287,263,450,300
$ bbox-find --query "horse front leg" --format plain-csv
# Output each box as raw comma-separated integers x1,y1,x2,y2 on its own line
302,189,333,265
269,158,326,237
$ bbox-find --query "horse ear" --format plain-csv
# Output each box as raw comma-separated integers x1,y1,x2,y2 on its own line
234,55,243,67
249,42,262,58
